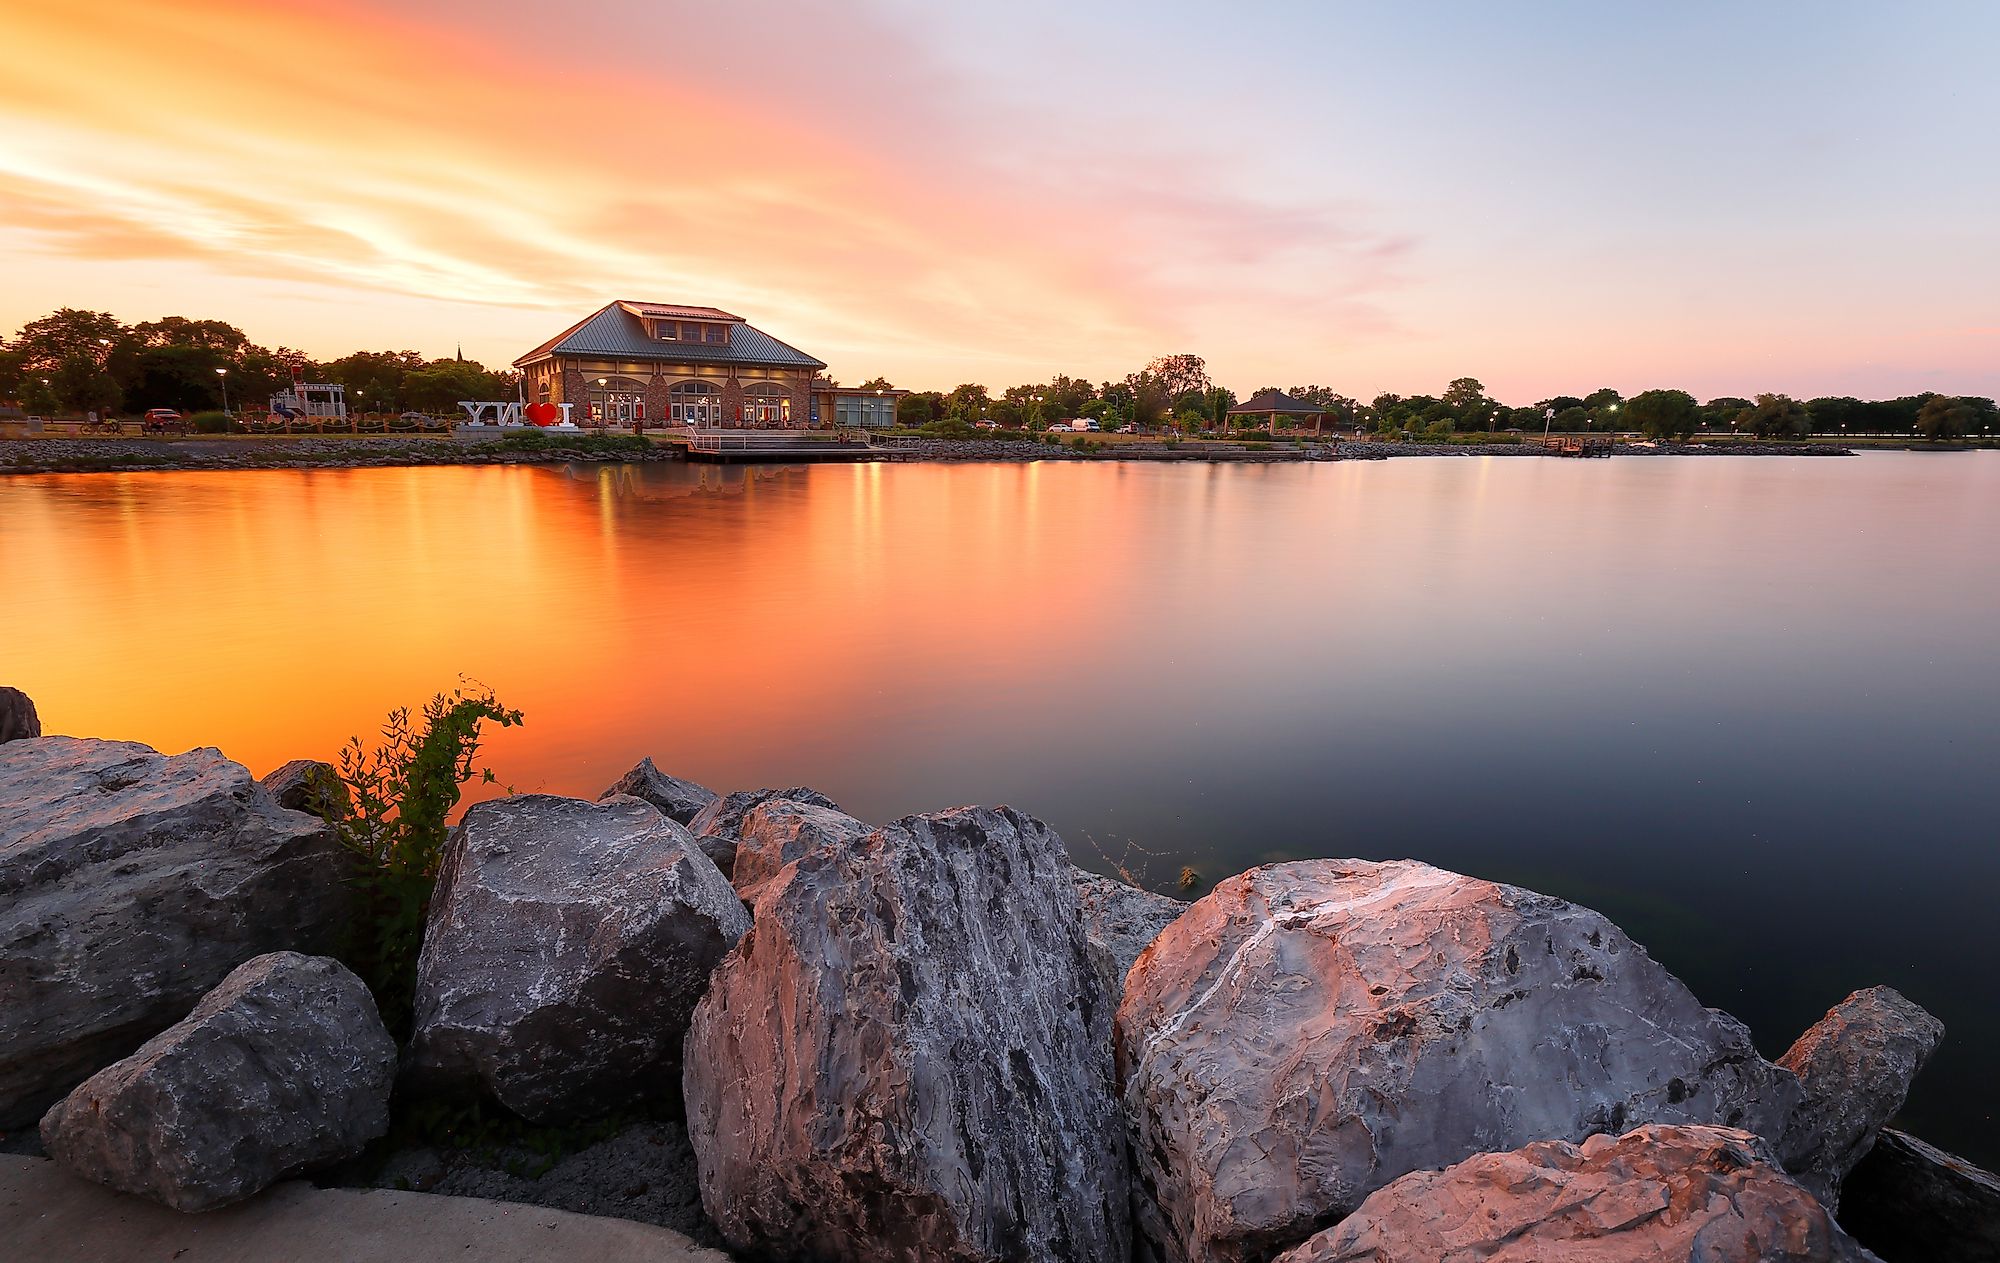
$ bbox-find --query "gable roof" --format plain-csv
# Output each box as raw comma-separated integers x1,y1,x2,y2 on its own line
515,302,826,370
1228,388,1326,415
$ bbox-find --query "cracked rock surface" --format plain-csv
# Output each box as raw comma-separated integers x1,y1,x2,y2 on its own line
407,794,749,1122
597,758,718,826
685,786,840,878
0,737,347,1127
1272,1125,1880,1263
1116,858,1804,1263
1777,986,1945,1211
727,797,874,905
685,805,1131,1263
41,952,395,1212
1068,865,1186,998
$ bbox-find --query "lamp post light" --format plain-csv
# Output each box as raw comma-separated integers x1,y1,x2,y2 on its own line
215,366,229,415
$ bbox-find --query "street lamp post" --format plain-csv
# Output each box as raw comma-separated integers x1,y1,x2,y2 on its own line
215,367,229,415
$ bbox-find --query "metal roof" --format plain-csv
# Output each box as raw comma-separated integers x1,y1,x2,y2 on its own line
515,302,826,370
617,301,744,322
1228,388,1326,415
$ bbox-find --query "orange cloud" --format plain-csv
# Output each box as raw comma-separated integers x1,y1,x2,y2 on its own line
0,0,1411,387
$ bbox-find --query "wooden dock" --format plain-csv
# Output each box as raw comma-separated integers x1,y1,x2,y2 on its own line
672,429,882,464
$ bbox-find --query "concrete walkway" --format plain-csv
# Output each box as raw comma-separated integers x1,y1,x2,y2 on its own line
1,1155,729,1262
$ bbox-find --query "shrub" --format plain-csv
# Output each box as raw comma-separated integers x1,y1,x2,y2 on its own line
324,684,524,1037
189,411,236,434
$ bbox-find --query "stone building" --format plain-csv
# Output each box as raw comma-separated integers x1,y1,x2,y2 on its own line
515,301,828,429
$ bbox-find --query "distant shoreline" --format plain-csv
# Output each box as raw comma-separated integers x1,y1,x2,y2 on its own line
5,434,1970,476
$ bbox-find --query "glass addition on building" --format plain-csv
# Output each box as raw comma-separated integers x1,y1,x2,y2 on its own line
834,395,898,427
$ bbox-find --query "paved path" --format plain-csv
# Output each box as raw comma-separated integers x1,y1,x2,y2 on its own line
1,1154,729,1262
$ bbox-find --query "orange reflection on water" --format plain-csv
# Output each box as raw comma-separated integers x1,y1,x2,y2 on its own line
0,462,1183,806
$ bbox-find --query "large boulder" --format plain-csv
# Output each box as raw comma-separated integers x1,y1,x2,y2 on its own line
1839,1128,2000,1263
685,805,1131,1263
0,737,348,1127
259,758,349,818
685,786,839,877
407,793,750,1123
727,798,872,905
1777,986,1945,1210
598,757,717,826
40,952,395,1212
1271,1125,1880,1263
1116,859,1804,1263
0,687,39,742
1069,864,1186,995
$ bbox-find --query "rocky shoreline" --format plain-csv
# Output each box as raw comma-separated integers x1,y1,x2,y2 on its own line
1,434,1865,474
0,435,681,475
2,695,1992,1263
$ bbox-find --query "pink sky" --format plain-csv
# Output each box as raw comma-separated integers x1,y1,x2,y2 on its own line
2,0,1994,402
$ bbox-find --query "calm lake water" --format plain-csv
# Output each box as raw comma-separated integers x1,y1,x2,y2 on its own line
4,453,1996,1161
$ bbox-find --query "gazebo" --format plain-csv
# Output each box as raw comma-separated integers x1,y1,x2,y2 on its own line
1226,388,1328,434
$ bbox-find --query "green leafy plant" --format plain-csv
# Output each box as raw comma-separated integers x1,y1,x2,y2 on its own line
189,410,236,434
327,684,523,1036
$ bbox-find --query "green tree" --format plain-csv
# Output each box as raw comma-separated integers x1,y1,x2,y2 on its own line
1914,395,1993,441
896,392,941,427
942,383,990,423
0,346,24,403
1441,376,1491,425
1144,354,1211,400
402,360,508,413
13,309,127,414
1743,393,1810,439
1624,388,1699,441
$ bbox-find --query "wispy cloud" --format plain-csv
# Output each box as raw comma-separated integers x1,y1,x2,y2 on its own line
0,0,1413,387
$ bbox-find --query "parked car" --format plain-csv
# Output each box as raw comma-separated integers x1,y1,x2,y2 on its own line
974,419,998,430
142,408,185,433
1069,419,1101,432
1116,424,1135,434
1047,422,1070,433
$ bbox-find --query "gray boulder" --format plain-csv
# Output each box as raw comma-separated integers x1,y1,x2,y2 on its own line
1068,864,1186,996
1778,986,1945,1210
1839,1128,2000,1263
685,805,1131,1263
259,758,349,818
0,687,39,742
40,952,395,1212
407,794,750,1123
597,757,717,826
686,786,839,877
1272,1125,1880,1263
0,737,348,1127
1115,859,1805,1263
728,798,872,905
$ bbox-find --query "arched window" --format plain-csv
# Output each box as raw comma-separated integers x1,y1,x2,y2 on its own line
671,380,721,426
743,383,791,426
586,375,646,424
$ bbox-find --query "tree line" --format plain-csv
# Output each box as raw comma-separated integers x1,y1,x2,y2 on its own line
0,308,517,417
871,364,1997,444
9,307,1991,442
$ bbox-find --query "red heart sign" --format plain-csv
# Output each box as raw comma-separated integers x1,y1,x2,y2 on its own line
524,402,559,426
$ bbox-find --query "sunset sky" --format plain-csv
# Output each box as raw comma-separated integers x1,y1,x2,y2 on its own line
3,0,1995,401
